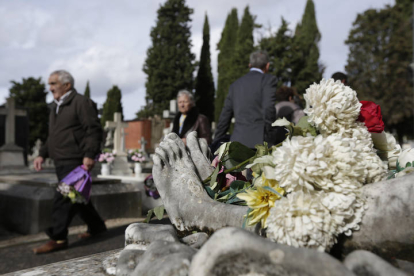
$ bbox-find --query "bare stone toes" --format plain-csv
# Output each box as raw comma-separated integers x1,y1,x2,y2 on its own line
187,131,214,180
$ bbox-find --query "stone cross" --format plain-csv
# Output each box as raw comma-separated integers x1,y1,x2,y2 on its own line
3,98,26,146
105,129,114,147
121,128,128,153
0,97,26,167
105,112,128,156
140,137,147,153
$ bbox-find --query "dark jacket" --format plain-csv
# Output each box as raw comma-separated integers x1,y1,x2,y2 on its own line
214,71,277,148
39,91,102,166
172,107,212,144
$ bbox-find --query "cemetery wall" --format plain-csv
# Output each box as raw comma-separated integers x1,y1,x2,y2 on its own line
124,120,151,150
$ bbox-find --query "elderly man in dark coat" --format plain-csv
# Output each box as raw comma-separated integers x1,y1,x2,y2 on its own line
213,51,279,149
32,70,106,254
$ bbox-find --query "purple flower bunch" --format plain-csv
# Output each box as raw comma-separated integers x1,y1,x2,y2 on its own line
128,149,147,163
98,151,115,163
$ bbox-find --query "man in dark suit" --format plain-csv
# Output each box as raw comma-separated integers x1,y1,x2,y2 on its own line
213,51,278,149
32,70,106,254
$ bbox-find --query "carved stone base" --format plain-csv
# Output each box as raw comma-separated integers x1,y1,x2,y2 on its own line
0,143,25,168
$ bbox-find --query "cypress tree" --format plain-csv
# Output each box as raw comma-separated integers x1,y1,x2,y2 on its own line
101,85,123,127
9,77,49,150
141,0,195,116
345,1,413,142
260,17,293,88
215,8,239,122
84,80,90,99
230,6,255,81
291,0,324,95
194,13,215,124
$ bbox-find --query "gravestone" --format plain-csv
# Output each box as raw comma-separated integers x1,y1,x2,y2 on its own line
104,112,132,176
0,172,142,235
0,98,28,168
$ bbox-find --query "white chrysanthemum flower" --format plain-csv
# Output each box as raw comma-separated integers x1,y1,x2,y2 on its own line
321,191,366,236
266,191,336,251
304,79,361,136
359,150,388,183
273,135,368,194
343,122,373,152
398,148,414,169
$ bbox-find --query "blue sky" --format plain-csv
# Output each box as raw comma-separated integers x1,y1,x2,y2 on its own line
0,0,394,119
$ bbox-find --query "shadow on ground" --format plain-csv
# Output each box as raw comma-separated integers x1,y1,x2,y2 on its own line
0,225,126,274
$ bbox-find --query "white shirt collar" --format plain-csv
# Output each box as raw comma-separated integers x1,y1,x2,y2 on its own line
54,90,72,114
250,67,264,74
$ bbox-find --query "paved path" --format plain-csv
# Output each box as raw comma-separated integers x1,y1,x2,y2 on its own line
0,218,142,275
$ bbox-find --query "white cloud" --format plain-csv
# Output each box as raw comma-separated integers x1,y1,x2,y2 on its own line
0,0,394,120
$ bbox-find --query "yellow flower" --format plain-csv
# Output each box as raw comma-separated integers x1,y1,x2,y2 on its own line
253,171,280,189
68,191,76,199
237,184,285,228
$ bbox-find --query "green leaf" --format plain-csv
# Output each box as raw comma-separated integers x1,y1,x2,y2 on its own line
242,208,253,228
397,160,404,172
263,186,283,197
217,193,230,201
227,142,256,163
210,165,220,187
154,205,165,220
406,162,412,168
218,188,232,197
254,142,269,159
226,197,246,204
144,209,154,223
295,116,318,136
222,142,255,172
204,186,216,199
230,180,249,191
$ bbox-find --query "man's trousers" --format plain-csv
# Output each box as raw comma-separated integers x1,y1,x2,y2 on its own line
45,163,106,241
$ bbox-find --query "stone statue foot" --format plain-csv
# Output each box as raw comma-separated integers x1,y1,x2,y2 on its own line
153,133,249,233
186,131,214,180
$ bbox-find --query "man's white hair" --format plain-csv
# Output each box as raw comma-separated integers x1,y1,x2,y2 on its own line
177,89,195,105
50,70,75,87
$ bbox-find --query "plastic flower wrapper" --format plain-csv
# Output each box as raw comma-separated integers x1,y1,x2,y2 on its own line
266,191,337,251
369,132,401,170
143,175,160,199
56,165,92,204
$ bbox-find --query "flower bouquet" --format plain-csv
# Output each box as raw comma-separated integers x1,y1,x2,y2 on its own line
56,165,92,204
128,149,147,163
202,78,410,252
98,149,116,164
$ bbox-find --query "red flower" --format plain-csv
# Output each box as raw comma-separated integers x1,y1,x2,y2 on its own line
357,101,384,133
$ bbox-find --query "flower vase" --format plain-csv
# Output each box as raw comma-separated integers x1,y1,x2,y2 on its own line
134,163,142,177
101,163,111,176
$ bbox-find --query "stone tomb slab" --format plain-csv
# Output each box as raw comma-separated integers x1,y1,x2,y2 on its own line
98,174,162,214
0,173,142,235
